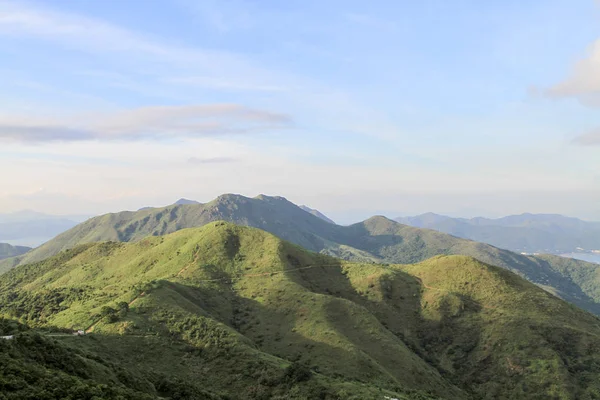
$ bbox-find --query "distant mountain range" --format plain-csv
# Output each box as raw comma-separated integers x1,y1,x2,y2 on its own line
4,193,600,317
395,212,600,254
3,222,600,399
0,242,30,260
0,210,89,247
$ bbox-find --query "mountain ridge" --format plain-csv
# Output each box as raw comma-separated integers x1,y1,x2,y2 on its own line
4,193,600,318
0,242,31,260
4,222,600,398
395,212,600,253
299,205,336,224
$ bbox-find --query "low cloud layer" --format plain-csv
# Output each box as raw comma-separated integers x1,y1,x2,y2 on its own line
0,104,291,143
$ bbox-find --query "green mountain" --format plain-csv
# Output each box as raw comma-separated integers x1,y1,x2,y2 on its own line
0,243,30,260
3,223,600,399
4,194,600,317
395,212,600,254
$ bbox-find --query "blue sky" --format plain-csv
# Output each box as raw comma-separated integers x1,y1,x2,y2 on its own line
0,0,599,222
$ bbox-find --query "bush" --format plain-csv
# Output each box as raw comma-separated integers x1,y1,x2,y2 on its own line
284,362,311,383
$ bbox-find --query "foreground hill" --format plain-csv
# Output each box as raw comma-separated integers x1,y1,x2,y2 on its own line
2,223,600,399
396,212,600,254
0,243,30,260
4,194,600,317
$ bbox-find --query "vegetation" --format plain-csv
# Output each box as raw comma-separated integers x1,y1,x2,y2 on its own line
3,222,600,398
3,194,600,320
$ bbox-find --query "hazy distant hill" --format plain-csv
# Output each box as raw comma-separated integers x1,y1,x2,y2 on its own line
138,198,202,211
3,223,600,398
299,205,335,224
0,210,87,247
174,198,201,205
396,212,600,253
5,194,600,317
0,242,30,260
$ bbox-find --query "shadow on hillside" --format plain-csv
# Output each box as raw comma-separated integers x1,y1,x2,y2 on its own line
158,279,464,398
280,256,499,394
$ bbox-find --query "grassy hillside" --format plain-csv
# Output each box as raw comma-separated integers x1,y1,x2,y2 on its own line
4,194,600,318
0,243,30,261
3,223,600,399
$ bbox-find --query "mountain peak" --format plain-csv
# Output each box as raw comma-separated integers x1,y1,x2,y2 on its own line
254,194,290,202
174,198,201,205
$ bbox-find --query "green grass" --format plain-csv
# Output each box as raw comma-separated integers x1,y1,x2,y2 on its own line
4,194,600,321
3,222,600,399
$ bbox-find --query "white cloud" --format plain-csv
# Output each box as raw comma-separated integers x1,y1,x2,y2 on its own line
545,39,600,106
0,104,291,143
0,1,284,90
165,76,288,92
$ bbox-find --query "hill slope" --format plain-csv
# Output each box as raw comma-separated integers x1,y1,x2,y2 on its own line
396,212,600,254
300,205,336,224
3,223,600,399
4,194,600,317
0,242,30,260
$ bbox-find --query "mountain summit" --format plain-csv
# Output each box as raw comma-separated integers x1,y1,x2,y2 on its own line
174,198,201,205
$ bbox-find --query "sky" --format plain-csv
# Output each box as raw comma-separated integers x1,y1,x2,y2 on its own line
0,0,599,224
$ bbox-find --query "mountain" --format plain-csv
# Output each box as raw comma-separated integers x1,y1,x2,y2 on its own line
174,198,201,205
4,194,600,317
139,198,203,211
300,205,335,224
0,210,88,247
395,212,600,254
0,243,30,260
3,223,600,399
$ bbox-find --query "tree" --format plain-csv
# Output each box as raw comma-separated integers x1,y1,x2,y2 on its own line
100,306,118,323
117,302,129,318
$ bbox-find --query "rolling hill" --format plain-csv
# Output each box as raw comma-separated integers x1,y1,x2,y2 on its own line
4,194,600,317
3,223,600,399
395,213,600,254
0,242,30,260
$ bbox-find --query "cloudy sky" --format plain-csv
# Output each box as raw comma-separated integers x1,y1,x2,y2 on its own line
1,0,599,223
